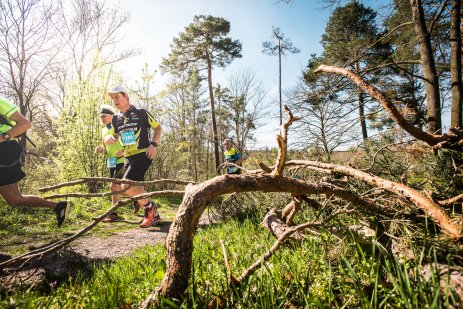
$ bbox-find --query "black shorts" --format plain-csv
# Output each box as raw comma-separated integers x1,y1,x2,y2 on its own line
123,153,152,181
110,163,125,179
0,141,25,186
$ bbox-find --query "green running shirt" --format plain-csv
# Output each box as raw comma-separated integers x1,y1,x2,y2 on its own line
0,97,18,134
102,124,124,165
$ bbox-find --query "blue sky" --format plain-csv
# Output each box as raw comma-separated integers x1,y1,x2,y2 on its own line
107,0,382,148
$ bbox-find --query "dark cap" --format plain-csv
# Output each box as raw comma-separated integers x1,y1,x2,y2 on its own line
99,104,115,115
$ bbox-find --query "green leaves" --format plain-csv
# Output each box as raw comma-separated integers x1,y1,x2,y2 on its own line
161,15,242,74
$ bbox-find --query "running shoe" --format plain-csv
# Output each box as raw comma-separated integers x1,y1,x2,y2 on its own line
102,212,119,223
54,200,71,227
140,204,161,228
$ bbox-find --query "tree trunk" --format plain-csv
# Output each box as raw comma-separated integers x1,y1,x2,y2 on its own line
358,90,368,140
451,0,462,128
278,43,283,126
206,51,221,172
410,0,442,134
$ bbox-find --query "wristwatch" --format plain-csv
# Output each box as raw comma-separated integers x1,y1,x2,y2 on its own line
150,141,158,147
2,133,10,141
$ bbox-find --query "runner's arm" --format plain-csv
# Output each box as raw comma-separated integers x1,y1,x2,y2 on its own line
151,124,162,145
0,111,31,142
104,125,120,145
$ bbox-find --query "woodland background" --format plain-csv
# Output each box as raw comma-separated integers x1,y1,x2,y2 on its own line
1,0,463,308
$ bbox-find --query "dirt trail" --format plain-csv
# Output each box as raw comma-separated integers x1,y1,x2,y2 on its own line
0,214,213,290
73,214,211,260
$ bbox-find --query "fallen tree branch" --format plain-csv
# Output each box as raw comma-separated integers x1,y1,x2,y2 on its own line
281,195,303,226
139,174,393,307
256,160,272,173
262,208,305,240
314,65,463,151
44,186,131,199
234,206,351,285
272,106,301,176
38,179,86,192
438,193,463,206
38,177,196,193
286,160,463,238
44,189,184,200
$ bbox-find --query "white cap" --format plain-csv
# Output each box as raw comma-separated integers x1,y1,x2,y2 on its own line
108,85,127,94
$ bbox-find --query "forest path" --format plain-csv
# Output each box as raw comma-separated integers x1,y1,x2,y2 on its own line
0,213,214,290
72,213,212,260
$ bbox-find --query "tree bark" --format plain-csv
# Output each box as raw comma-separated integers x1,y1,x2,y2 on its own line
451,0,462,128
410,0,442,134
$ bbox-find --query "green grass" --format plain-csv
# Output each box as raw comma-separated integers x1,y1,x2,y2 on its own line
2,215,460,308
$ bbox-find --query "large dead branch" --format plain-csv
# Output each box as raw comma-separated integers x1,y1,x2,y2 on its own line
314,65,463,151
235,206,350,286
262,208,304,240
44,190,184,200
286,160,463,238
139,174,391,307
38,177,196,192
272,106,302,176
281,195,303,226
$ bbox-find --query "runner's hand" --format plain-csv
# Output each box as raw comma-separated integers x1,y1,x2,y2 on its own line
146,144,157,160
95,145,103,154
104,135,116,145
115,149,124,156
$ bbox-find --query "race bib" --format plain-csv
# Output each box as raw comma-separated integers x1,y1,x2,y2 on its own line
107,157,117,168
227,166,238,174
120,131,136,145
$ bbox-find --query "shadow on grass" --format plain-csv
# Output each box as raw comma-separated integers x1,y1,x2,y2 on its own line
0,247,110,296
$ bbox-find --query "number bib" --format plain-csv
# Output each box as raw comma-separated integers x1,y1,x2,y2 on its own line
120,131,136,145
227,166,238,174
107,157,117,168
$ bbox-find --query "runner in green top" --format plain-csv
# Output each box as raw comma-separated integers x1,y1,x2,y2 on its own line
95,105,124,222
0,97,71,227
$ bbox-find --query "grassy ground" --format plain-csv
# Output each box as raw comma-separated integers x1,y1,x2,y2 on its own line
1,209,460,308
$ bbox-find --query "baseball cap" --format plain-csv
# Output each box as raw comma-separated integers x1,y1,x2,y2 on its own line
107,85,127,94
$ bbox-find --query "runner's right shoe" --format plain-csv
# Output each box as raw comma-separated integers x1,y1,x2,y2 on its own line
54,201,71,227
140,204,161,228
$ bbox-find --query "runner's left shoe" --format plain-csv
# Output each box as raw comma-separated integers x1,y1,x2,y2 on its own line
54,200,72,227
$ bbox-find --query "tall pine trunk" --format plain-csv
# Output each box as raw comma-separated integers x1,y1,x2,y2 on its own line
410,0,442,134
451,0,462,128
354,61,368,140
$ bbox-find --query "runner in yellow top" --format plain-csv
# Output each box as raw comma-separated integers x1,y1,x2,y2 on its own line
0,96,71,227
95,105,124,222
223,138,247,175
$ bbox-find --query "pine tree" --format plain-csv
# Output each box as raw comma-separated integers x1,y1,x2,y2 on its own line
161,15,242,172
